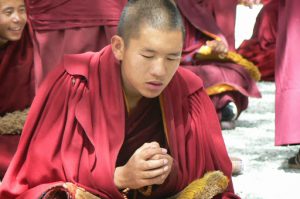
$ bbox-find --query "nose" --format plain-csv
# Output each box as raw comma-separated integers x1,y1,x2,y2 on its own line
150,58,166,77
12,13,21,23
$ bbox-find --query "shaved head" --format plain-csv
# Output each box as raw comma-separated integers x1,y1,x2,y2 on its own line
118,0,185,45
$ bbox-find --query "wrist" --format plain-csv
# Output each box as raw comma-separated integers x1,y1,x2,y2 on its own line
114,166,126,189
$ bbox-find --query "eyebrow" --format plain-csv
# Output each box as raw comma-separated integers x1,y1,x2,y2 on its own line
1,4,25,11
1,6,12,11
141,48,181,56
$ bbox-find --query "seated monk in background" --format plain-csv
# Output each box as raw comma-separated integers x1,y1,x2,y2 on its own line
176,0,261,130
0,0,239,198
0,0,34,178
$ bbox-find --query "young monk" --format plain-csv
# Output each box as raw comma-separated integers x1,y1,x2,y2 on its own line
0,0,34,178
0,0,239,198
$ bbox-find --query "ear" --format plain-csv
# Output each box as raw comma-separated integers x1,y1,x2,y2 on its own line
111,35,125,61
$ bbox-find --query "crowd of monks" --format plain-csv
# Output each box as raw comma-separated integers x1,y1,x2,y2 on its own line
1,0,299,198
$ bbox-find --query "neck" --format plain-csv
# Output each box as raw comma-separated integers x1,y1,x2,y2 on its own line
123,90,142,112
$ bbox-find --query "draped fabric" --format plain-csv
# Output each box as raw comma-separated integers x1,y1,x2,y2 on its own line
25,0,127,87
238,0,278,81
176,0,227,46
275,0,300,146
0,46,239,199
176,1,261,119
211,0,237,51
0,135,20,178
25,0,127,30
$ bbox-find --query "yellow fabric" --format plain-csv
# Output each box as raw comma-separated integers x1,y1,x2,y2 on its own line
176,171,229,199
195,46,261,81
206,84,236,96
63,183,101,199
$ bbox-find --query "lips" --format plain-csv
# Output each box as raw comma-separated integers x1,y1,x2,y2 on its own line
9,27,22,31
146,81,164,91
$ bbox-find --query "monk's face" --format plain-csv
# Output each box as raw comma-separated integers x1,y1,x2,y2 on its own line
0,0,26,45
114,24,183,101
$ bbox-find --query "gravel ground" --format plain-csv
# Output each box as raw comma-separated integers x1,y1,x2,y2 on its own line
223,82,300,199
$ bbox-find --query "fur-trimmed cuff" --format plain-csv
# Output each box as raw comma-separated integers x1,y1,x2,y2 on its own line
0,108,29,135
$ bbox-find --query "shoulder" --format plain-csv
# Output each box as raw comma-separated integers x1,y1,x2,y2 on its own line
168,67,204,96
62,45,112,81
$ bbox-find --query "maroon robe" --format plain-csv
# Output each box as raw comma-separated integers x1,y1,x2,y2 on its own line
0,46,239,198
25,0,127,86
0,26,34,115
211,0,238,51
238,0,278,81
0,26,34,178
176,0,261,120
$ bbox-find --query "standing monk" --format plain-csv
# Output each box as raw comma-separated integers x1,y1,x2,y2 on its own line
0,0,34,178
0,0,240,198
275,0,300,169
25,0,127,86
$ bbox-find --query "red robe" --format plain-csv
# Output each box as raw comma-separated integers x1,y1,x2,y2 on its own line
0,26,34,115
211,0,238,51
0,26,34,178
0,46,239,199
237,0,278,81
25,0,127,86
176,0,261,119
275,0,300,145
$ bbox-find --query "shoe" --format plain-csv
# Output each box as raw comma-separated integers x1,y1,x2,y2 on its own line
221,102,238,121
288,149,300,169
230,157,243,176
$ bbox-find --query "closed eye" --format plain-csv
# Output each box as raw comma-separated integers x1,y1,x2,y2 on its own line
167,56,181,61
141,54,154,59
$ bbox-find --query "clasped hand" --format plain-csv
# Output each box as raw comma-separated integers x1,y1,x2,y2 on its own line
205,40,228,59
114,142,173,189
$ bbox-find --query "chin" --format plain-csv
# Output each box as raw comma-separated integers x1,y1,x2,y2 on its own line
142,91,162,99
9,35,22,41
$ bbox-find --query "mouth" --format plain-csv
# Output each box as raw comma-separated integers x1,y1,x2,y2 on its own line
9,26,24,32
146,81,164,91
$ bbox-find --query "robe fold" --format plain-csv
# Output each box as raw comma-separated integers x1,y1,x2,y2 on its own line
275,0,300,146
0,26,34,178
0,46,239,199
176,1,261,119
238,0,278,81
211,0,237,51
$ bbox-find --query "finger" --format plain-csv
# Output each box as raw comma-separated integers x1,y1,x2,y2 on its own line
142,171,170,185
150,153,168,160
142,158,168,170
136,142,160,154
220,46,228,54
140,165,169,179
149,141,160,149
140,146,166,160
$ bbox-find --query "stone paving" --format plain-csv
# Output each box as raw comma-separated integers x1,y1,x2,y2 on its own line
223,82,300,199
